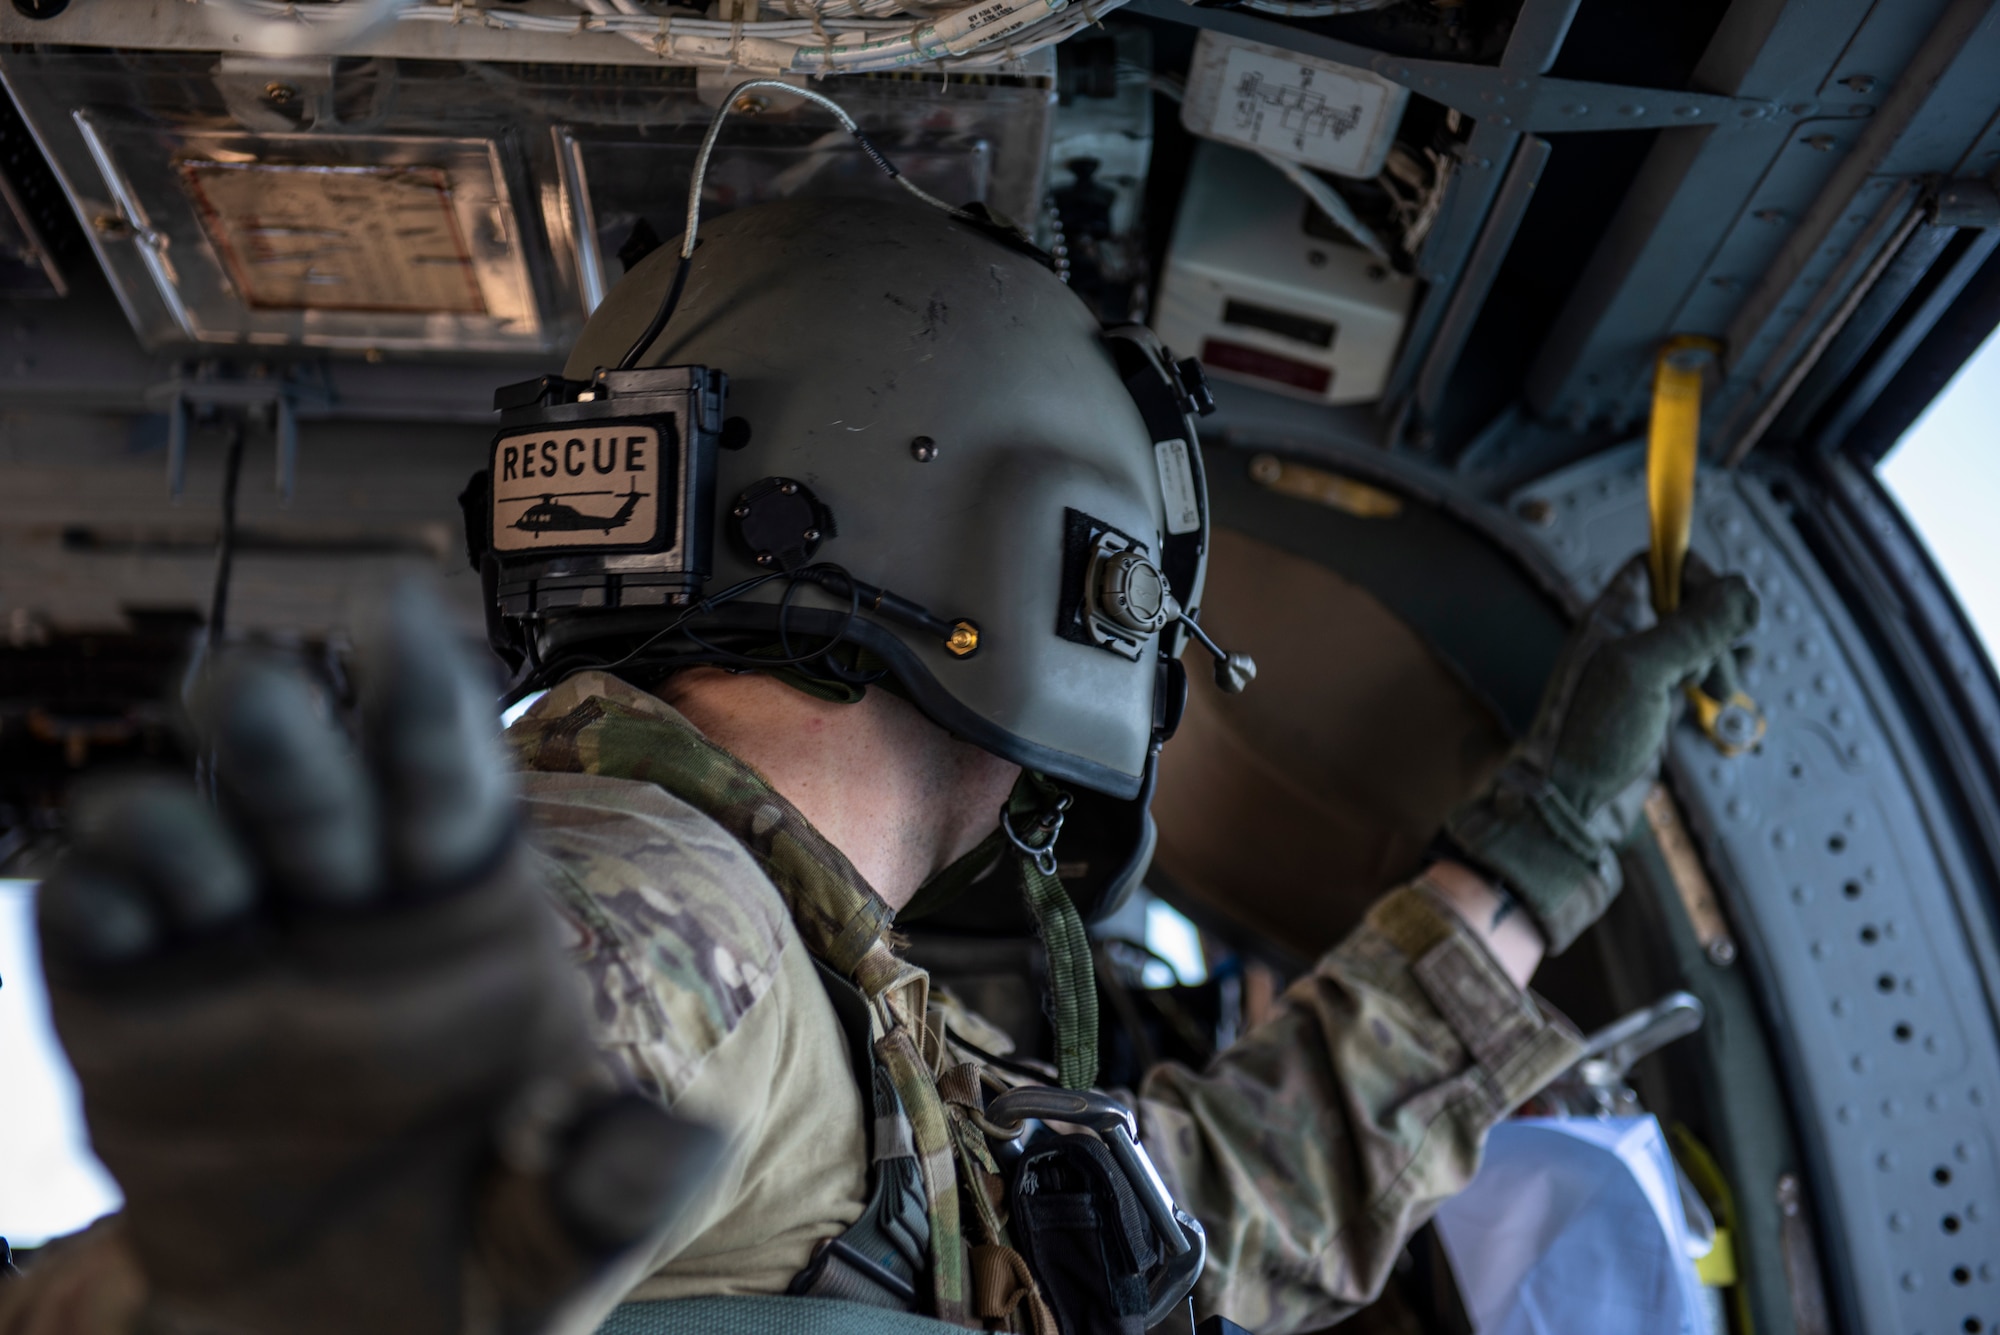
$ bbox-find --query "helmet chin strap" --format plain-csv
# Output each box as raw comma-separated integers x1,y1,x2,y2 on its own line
899,774,1100,1092
998,787,1098,1091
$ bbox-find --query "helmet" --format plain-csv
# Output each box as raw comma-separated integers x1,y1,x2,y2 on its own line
464,195,1220,918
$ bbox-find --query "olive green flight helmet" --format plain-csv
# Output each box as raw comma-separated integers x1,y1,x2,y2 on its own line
469,196,1225,918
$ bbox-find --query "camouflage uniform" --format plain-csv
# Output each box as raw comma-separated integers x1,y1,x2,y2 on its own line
0,670,1582,1335
507,673,1583,1333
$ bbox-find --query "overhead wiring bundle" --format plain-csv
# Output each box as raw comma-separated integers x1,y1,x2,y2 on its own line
201,0,1117,74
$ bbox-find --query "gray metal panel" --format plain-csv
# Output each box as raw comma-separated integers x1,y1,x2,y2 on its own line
1715,181,1923,466
1386,118,1522,411
1522,0,1957,430
1410,137,1551,425
1499,0,1585,75
1711,0,2000,460
1523,123,1748,426
1810,228,2000,454
1123,0,1786,130
1509,445,2000,1335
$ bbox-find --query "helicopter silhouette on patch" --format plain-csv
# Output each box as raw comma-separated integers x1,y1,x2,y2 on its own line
508,483,648,539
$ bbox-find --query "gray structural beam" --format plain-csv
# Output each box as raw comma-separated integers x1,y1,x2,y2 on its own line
1527,0,2000,452
1127,0,1794,130
1382,117,1522,412
1409,136,1551,429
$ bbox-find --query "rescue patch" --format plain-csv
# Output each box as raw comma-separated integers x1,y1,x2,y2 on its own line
491,424,666,552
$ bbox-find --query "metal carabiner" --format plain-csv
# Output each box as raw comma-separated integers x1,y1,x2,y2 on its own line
984,1085,1208,1327
999,791,1072,878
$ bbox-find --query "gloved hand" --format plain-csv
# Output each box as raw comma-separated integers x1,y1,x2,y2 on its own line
1444,555,1759,954
36,587,715,1335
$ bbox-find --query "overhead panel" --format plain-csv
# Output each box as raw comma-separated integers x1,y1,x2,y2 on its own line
0,48,1053,357
1128,0,1852,460
73,120,537,352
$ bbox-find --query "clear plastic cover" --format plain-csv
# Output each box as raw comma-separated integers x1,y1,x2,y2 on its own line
0,49,1053,354
74,119,539,351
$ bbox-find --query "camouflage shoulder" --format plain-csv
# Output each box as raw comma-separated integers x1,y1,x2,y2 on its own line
518,769,796,1102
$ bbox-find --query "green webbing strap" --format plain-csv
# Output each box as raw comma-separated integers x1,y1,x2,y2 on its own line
1017,847,1099,1090
990,775,1099,1091
900,772,1100,1088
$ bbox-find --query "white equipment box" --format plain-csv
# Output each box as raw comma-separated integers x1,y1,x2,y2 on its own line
1179,29,1408,179
1152,141,1416,406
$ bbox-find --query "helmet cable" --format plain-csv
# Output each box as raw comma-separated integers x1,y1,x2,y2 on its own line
617,79,977,371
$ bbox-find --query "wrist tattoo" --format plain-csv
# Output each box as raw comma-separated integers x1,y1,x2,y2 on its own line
1489,884,1520,931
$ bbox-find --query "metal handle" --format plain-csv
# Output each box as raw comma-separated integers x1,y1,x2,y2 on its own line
1571,990,1705,1082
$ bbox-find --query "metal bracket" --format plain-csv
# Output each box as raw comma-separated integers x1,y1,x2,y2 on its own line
150,365,320,504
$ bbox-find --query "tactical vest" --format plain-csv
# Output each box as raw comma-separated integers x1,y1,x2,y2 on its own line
511,689,1202,1333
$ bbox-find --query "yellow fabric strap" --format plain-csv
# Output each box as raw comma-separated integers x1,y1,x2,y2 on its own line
1646,335,1714,617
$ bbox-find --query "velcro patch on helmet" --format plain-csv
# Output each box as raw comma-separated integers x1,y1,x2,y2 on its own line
491,427,664,552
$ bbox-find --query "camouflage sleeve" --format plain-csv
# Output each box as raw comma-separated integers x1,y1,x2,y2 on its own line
1138,877,1584,1334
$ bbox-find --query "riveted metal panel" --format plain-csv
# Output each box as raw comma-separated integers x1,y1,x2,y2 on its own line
1508,444,2000,1335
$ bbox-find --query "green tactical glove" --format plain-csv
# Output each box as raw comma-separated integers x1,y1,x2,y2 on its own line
37,587,716,1335
1444,554,1760,954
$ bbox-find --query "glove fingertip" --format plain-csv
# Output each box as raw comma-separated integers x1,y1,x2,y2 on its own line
1713,571,1762,635
39,864,163,968
357,580,515,892
553,1096,720,1256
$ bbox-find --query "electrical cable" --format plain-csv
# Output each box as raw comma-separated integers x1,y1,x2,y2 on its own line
528,560,880,694
618,79,977,370
208,420,247,650
1231,0,1399,16
188,0,1113,75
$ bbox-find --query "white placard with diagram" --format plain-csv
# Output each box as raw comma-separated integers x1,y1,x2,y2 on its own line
1180,30,1408,179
